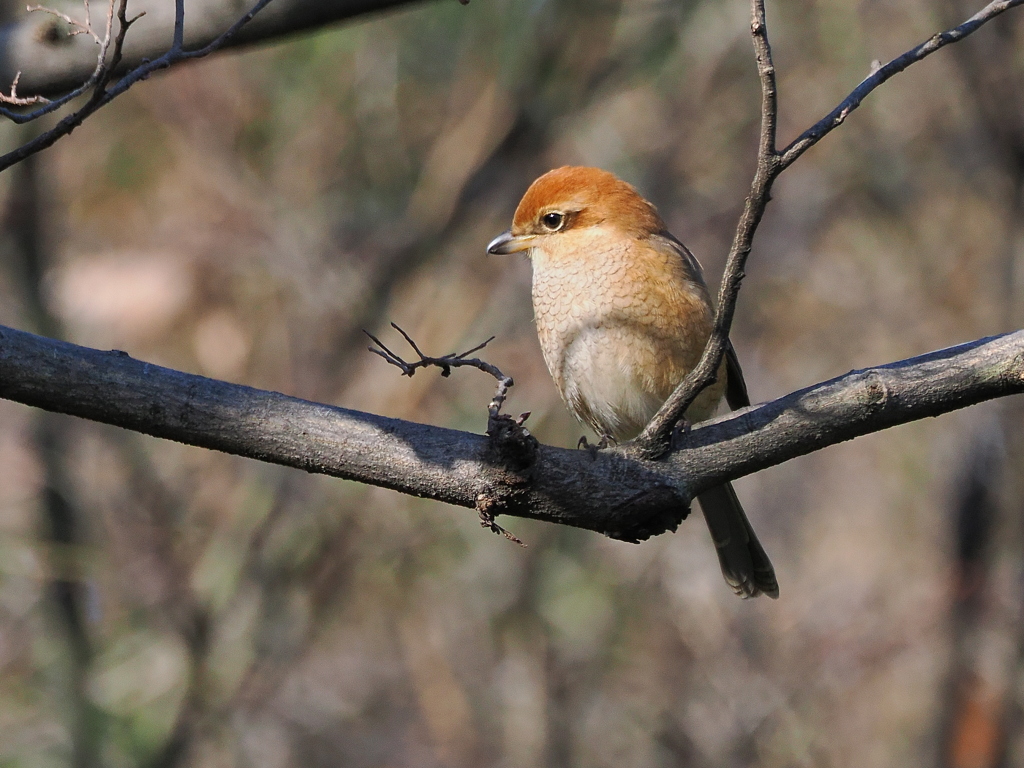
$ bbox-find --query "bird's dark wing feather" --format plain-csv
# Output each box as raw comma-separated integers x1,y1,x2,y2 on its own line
652,230,708,289
724,340,750,410
652,232,774,597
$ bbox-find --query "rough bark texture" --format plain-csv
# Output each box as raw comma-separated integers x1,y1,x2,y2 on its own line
2,324,1022,541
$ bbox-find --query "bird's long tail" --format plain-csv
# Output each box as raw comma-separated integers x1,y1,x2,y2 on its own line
697,482,778,599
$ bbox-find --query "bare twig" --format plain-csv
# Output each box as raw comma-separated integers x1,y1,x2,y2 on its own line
25,0,103,42
632,0,1024,458
634,0,780,456
0,0,274,173
0,0,118,121
477,493,525,545
779,0,1024,171
0,72,49,106
365,322,517,426
179,0,276,59
366,323,530,543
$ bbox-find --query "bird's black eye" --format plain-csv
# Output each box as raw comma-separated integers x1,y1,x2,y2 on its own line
541,211,565,231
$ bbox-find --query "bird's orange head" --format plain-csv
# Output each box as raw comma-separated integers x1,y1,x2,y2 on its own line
486,166,666,255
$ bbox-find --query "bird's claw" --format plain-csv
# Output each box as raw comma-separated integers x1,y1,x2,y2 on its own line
578,434,615,460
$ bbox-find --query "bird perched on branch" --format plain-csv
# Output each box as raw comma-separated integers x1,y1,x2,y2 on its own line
487,166,778,598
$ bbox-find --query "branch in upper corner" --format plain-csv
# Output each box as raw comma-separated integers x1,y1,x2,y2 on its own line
778,0,1024,169
0,0,273,174
632,0,1024,459
0,0,118,120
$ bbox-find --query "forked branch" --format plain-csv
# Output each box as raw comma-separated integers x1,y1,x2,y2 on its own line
365,322,518,428
365,323,531,544
633,0,1024,458
1,325,1022,541
1,0,121,118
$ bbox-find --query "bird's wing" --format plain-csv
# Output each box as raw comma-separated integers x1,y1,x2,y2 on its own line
652,230,708,289
653,231,750,411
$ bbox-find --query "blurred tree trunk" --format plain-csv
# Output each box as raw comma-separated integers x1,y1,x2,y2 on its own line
937,4,1024,767
5,141,105,768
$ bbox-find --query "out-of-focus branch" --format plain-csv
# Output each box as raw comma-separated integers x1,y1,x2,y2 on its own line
0,0,118,113
0,0,280,173
633,0,1024,457
0,0,119,120
0,0,427,100
1,324,1022,542
5,145,105,768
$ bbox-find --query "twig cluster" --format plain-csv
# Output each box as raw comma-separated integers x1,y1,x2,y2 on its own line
365,322,518,427
633,0,1024,458
365,323,529,544
0,72,48,107
0,0,275,174
1,0,119,110
3,0,125,117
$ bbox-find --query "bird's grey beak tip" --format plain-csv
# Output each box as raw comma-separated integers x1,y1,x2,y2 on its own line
487,230,515,255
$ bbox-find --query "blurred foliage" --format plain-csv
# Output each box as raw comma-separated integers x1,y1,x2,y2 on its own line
0,0,1023,766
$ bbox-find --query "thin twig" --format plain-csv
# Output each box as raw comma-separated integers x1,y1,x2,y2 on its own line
25,2,99,41
477,493,526,545
0,72,49,106
0,0,118,120
0,0,274,173
365,322,516,424
634,0,780,456
632,0,1024,458
779,0,1024,171
172,0,185,51
180,0,275,59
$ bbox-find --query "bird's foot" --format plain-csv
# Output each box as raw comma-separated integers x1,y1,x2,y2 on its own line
578,434,616,460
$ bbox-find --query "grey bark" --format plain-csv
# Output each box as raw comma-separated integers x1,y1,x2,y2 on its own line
1,323,1022,541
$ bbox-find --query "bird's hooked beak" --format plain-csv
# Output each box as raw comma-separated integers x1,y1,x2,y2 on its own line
487,230,535,255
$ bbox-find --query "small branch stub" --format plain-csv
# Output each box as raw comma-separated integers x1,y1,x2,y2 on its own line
365,323,536,542
476,493,526,546
0,72,49,106
364,322,517,428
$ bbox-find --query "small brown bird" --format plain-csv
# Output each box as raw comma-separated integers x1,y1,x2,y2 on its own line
488,166,777,598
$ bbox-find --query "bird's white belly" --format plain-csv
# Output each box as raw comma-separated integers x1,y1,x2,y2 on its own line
559,324,668,441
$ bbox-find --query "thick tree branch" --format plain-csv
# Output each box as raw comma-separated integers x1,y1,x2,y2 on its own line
1,324,1021,542
0,0,444,174
0,0,426,100
667,333,1024,484
633,0,1024,457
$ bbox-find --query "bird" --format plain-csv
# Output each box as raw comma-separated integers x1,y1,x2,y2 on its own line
487,166,778,598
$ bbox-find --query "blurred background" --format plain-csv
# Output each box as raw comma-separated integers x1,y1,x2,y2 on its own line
0,0,1023,765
